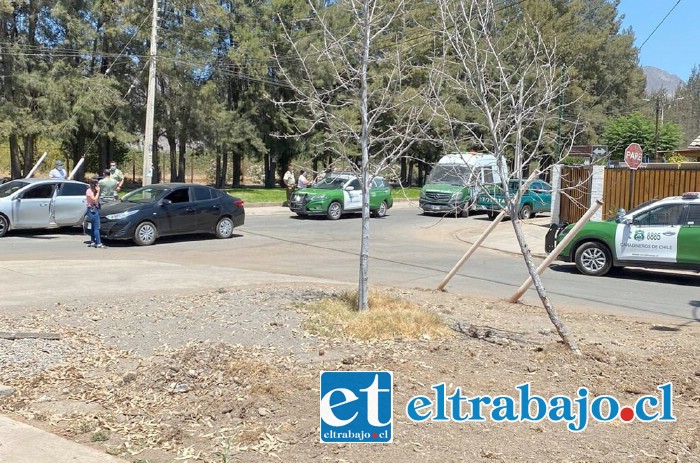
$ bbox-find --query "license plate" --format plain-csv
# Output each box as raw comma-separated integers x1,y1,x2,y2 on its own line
430,205,440,210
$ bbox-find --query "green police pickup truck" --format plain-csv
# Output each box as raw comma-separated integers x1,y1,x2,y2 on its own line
476,179,552,220
289,173,393,220
545,192,700,276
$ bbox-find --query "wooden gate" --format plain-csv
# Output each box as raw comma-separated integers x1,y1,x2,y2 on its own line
603,164,700,219
559,166,592,223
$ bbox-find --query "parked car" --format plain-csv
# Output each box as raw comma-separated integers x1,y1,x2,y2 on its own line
93,183,244,245
476,179,552,220
289,174,393,220
545,192,700,276
0,178,88,237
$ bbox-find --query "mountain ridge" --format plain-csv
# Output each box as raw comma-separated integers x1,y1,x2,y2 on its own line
643,66,683,95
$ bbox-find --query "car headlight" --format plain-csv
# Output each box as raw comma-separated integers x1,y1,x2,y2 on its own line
292,194,301,201
106,210,138,220
451,191,463,201
309,195,327,201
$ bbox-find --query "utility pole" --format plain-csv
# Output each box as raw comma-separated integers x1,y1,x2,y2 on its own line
653,95,660,160
142,0,158,186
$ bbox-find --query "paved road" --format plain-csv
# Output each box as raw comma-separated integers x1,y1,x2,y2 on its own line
1,206,698,323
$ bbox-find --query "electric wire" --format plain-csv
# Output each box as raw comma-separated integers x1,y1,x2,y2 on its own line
637,0,682,52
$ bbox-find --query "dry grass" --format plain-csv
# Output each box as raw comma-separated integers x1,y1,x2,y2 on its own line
304,290,453,341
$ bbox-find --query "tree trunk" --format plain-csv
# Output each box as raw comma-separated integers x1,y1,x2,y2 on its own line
23,134,35,175
407,159,415,186
167,135,177,182
215,153,222,188
264,152,274,187
177,134,187,182
509,214,580,354
221,147,229,187
357,6,371,312
417,162,426,186
152,127,159,184
232,151,241,187
9,134,22,179
400,156,407,185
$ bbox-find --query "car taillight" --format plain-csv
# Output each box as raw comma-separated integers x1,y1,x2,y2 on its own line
234,199,244,207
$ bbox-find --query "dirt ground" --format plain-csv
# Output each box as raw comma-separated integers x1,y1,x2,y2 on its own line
0,284,698,463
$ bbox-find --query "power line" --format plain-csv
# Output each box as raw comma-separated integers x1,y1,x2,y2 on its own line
589,0,684,109
638,0,682,51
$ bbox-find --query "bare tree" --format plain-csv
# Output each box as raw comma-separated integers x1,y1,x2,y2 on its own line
429,0,581,353
273,0,433,311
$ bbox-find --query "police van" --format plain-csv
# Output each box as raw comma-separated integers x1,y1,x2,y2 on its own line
419,153,507,216
545,192,700,276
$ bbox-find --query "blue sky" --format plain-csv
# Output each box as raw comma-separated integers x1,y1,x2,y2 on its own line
617,0,697,82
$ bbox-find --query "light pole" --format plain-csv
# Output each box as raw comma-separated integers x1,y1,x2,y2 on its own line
647,93,683,160
653,96,660,158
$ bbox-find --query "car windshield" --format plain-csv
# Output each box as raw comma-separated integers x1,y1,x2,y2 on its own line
0,180,29,198
312,176,350,190
426,165,474,185
122,186,169,203
628,199,658,214
612,199,660,221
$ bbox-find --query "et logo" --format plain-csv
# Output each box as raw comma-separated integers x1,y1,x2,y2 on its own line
319,371,393,443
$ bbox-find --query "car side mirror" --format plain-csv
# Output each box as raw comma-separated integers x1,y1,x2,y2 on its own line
161,199,172,206
344,186,355,191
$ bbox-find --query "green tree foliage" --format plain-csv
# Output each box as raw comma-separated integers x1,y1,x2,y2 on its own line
602,112,683,159
670,66,700,146
0,0,656,183
518,0,646,146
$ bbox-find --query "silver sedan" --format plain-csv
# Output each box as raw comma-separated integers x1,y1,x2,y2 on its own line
0,179,88,237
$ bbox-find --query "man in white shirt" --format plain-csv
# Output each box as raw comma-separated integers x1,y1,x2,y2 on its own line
49,160,67,179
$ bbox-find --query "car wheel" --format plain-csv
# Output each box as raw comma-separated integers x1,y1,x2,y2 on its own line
215,217,234,239
574,241,612,276
487,211,498,221
372,201,388,218
133,221,157,246
327,201,343,220
0,214,8,237
519,204,533,220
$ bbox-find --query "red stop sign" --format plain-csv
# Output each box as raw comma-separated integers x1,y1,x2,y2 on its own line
624,143,643,170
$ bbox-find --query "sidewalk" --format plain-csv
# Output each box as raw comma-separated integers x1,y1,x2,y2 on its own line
0,415,128,462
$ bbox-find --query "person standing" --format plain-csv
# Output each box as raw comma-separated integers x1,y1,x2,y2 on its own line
98,169,119,203
85,178,105,248
315,167,331,183
109,161,125,194
297,169,311,189
49,161,67,179
283,165,295,205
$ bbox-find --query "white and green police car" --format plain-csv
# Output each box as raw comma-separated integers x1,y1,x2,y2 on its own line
545,192,700,276
289,173,393,220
